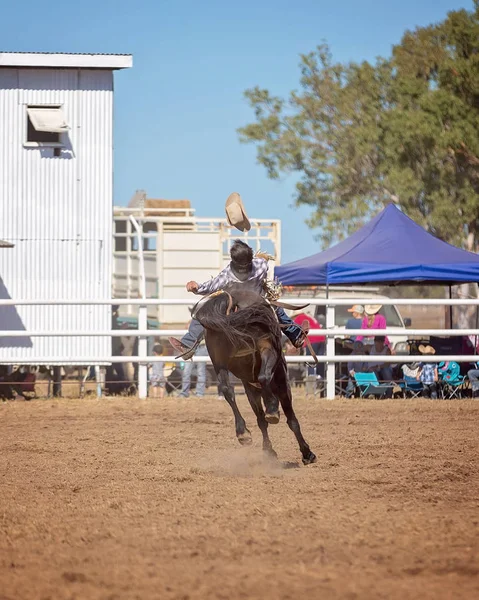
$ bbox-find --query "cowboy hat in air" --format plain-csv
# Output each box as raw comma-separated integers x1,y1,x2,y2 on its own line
225,192,251,232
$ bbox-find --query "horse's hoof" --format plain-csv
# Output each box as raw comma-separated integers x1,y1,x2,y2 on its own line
238,431,252,446
263,448,278,460
302,452,317,465
265,411,280,425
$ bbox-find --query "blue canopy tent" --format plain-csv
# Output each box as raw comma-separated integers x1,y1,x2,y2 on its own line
275,204,479,286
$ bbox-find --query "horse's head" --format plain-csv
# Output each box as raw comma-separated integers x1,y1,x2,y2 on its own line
195,289,237,323
222,282,266,311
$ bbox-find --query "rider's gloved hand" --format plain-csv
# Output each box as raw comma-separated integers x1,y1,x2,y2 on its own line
186,281,199,293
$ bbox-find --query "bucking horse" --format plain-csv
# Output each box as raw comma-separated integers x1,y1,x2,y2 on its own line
193,282,317,465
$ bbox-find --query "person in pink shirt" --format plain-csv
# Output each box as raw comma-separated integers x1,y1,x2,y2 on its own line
356,304,391,349
293,312,325,377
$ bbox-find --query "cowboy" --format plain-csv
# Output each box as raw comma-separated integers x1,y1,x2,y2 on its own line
169,193,306,359
169,239,307,359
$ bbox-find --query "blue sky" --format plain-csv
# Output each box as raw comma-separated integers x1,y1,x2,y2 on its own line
1,0,473,262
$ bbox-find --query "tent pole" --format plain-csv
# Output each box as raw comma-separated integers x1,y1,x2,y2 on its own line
325,283,336,400
449,285,453,329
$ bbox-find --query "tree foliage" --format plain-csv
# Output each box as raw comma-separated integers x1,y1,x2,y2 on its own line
238,2,479,250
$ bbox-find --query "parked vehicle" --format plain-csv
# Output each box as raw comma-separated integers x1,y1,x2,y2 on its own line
282,286,411,349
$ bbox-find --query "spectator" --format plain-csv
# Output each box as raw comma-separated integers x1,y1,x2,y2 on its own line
293,312,325,378
345,341,368,398
356,304,390,350
402,362,420,379
417,344,438,399
165,365,183,396
106,305,129,394
283,339,305,387
400,343,421,380
467,364,479,399
180,339,208,398
368,335,393,382
345,305,365,341
149,343,166,399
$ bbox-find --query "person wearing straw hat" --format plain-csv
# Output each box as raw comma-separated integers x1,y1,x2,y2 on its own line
346,304,364,342
416,344,438,399
356,304,390,349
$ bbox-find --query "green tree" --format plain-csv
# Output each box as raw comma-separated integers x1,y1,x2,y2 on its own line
238,2,479,251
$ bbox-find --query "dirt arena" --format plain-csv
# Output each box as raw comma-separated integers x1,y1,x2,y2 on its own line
1,396,478,600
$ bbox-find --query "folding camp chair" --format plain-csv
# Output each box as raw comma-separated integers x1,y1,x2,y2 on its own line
353,372,394,399
438,361,466,399
398,375,424,399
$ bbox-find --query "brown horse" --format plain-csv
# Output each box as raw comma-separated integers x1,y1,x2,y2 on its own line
194,282,317,465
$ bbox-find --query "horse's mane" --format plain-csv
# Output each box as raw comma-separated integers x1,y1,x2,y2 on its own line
195,284,283,355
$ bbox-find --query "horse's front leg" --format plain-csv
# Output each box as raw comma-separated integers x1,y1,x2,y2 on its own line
217,367,251,446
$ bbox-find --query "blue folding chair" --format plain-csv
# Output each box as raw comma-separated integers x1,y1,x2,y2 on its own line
398,375,423,399
438,361,466,399
354,372,394,399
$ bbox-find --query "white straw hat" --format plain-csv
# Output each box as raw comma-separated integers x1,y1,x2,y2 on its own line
364,304,382,315
418,344,436,355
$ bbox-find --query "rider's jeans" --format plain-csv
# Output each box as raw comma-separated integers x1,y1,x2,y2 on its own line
181,318,204,348
275,307,302,341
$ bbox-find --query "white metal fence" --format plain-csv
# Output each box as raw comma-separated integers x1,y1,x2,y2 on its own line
1,297,479,399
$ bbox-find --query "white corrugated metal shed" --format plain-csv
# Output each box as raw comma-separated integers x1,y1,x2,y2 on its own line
0,53,132,365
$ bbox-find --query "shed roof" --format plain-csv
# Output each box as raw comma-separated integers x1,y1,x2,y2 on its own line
0,52,132,70
0,240,14,248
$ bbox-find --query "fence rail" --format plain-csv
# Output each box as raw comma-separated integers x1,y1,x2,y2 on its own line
1,298,479,306
1,297,479,399
0,328,478,337
3,355,477,364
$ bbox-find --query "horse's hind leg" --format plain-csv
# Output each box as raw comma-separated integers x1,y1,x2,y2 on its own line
258,346,280,424
243,382,277,459
272,362,317,465
217,368,251,446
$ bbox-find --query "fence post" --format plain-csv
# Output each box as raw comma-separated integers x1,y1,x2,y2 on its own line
94,365,103,398
138,304,148,399
326,304,336,399
53,366,62,397
129,215,148,400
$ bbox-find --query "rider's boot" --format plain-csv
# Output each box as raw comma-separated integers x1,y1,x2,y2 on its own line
168,337,202,361
168,318,205,360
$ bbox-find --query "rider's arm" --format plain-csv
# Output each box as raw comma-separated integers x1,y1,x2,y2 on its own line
195,268,229,295
256,258,269,282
